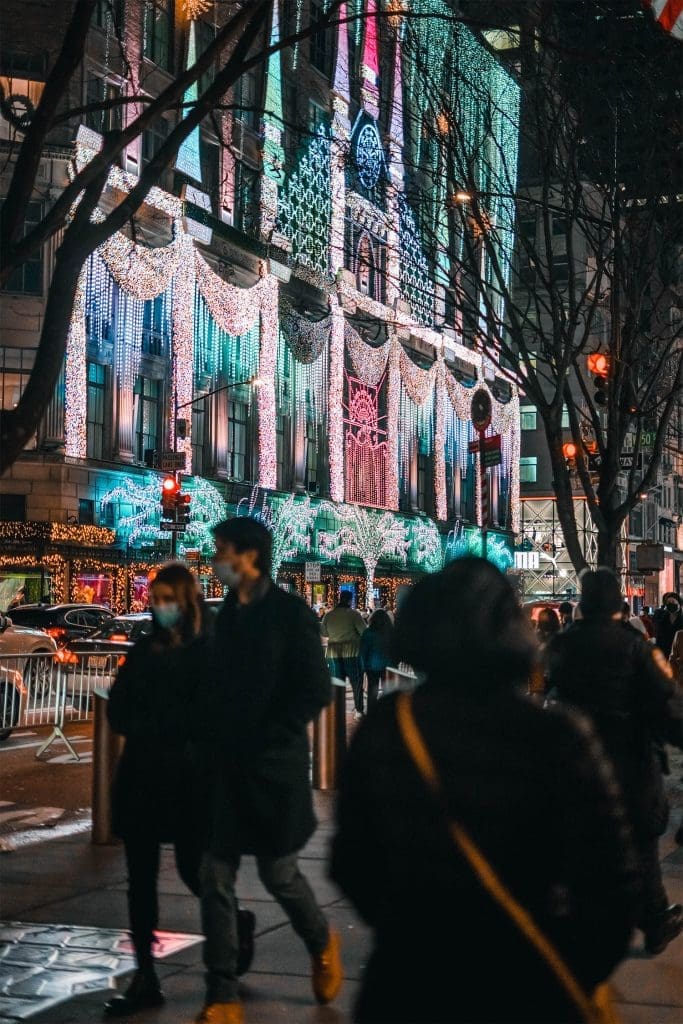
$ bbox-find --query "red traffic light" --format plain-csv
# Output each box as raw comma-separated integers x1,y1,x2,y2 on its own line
562,442,578,460
162,476,179,494
587,352,609,377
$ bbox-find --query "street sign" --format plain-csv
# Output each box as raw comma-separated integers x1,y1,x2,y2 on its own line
468,434,502,467
160,521,186,533
636,543,665,571
619,453,643,470
305,561,322,583
154,451,187,471
184,549,200,563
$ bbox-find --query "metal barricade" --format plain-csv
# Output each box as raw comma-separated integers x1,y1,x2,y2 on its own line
0,652,121,761
383,663,418,696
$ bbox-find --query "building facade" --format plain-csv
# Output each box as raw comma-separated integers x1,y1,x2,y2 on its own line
0,0,521,612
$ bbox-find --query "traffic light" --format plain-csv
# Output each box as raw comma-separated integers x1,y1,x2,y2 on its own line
175,491,192,526
562,441,578,470
161,475,179,518
587,352,609,406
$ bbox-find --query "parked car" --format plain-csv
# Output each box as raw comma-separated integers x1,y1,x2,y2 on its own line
56,615,153,701
0,613,58,741
7,604,114,646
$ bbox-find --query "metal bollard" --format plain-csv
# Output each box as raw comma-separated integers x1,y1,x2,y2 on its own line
313,677,347,791
91,689,124,846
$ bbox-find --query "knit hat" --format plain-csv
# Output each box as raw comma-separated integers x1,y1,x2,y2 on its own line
579,568,622,619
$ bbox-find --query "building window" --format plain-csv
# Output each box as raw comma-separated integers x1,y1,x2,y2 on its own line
191,401,209,477
195,18,217,94
141,294,170,357
85,77,122,134
2,201,43,294
78,498,95,525
142,115,171,166
94,0,123,30
310,0,331,76
0,494,26,522
0,347,34,410
417,452,432,513
199,135,220,203
276,413,290,491
234,161,258,235
142,0,173,71
308,99,327,136
305,421,321,494
519,457,537,483
86,361,106,460
561,404,570,429
134,377,162,464
235,67,259,130
520,405,537,431
228,399,249,480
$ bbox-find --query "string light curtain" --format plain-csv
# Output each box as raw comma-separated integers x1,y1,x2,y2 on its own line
193,287,260,385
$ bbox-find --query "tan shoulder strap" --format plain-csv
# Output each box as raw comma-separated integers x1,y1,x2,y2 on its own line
395,692,599,1024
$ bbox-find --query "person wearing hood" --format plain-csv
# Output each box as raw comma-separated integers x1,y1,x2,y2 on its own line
548,568,683,956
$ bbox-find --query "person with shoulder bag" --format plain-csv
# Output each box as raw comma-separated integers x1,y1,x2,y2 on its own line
331,558,639,1024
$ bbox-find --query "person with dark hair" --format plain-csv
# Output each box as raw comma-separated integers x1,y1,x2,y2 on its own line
558,600,574,630
548,567,683,957
653,591,683,657
195,517,342,1024
332,558,639,1023
322,590,367,718
359,609,394,712
105,563,211,1016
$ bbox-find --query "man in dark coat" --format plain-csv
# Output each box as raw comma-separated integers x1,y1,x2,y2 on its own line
548,568,683,956
195,517,342,1024
653,591,683,657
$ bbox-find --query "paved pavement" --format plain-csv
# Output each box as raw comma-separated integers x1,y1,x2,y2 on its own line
0,746,682,1022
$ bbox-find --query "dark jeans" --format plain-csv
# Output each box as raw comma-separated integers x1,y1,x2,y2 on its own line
329,656,363,713
366,669,385,712
636,836,669,931
200,850,329,1003
124,831,202,970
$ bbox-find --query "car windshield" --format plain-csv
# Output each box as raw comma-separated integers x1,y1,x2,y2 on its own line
92,618,152,641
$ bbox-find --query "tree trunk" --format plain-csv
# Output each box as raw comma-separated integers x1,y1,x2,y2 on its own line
0,239,88,474
596,520,621,572
546,436,589,575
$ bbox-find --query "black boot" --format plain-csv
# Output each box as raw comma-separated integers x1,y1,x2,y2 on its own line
236,907,256,976
644,904,683,955
104,967,165,1017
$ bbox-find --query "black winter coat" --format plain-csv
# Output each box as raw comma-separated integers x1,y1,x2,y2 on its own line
547,618,683,838
331,683,639,1024
108,633,209,841
653,606,683,658
198,582,331,858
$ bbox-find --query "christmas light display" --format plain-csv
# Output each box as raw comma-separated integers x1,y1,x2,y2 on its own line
175,19,202,182
345,321,390,384
100,474,226,554
278,128,331,280
237,488,316,580
329,304,346,501
0,522,116,547
319,501,409,604
444,523,514,573
410,517,443,572
280,297,331,363
64,268,88,457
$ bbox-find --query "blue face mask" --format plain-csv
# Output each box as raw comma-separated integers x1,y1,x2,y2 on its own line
214,562,241,590
153,603,182,630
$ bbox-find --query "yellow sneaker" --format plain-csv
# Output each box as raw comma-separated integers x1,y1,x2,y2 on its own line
311,928,343,1004
195,1003,244,1024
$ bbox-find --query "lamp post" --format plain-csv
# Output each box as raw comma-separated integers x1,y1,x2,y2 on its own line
169,375,262,557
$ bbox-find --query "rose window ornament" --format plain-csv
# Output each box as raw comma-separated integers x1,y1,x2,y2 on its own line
355,123,383,191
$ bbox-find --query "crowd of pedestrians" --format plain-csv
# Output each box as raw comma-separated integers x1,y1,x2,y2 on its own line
104,533,683,1024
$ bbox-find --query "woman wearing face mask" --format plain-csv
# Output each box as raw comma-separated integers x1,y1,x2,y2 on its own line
654,593,683,659
104,562,209,1017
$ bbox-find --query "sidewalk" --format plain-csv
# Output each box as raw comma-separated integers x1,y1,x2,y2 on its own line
1,776,682,1023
